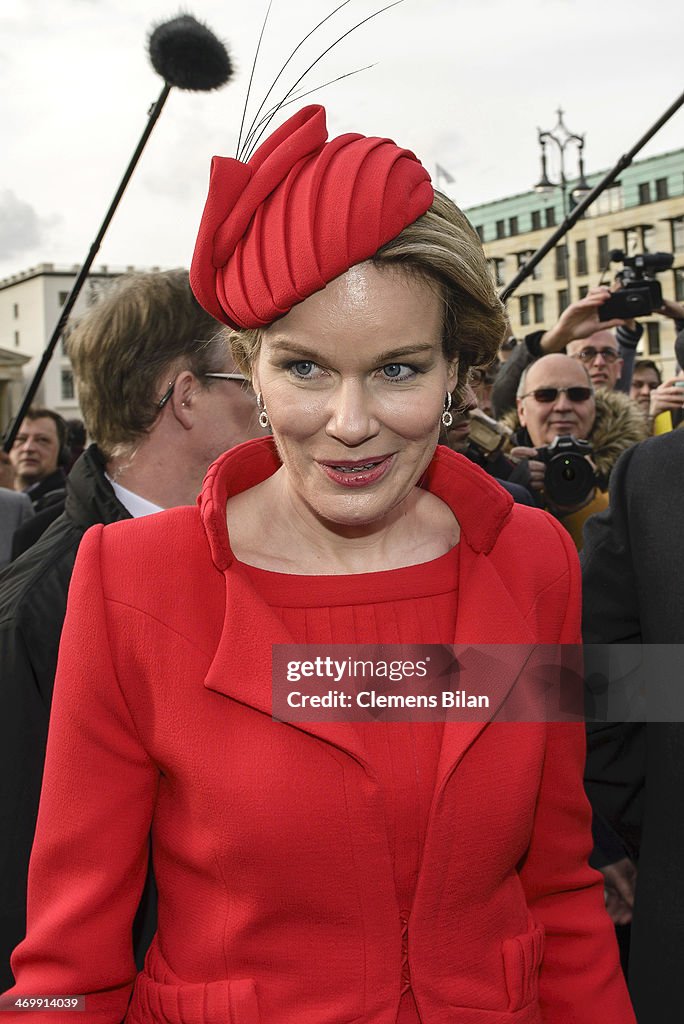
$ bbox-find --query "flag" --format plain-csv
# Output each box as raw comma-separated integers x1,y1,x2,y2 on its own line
435,163,455,185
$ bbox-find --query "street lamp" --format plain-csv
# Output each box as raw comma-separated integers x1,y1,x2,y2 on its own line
534,108,591,304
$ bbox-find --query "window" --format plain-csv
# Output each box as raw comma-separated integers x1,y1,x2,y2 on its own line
475,224,484,241
61,369,75,401
533,294,544,323
519,295,531,327
489,258,505,288
578,285,589,299
671,218,684,252
14,331,20,348
576,239,588,276
646,322,661,356
58,290,69,306
624,227,640,255
585,184,624,217
557,289,569,316
638,182,651,205
495,219,505,239
656,178,669,201
516,251,540,281
545,207,556,227
509,216,519,237
675,268,684,303
531,210,542,231
12,303,19,319
555,244,568,280
597,235,610,268
643,225,655,253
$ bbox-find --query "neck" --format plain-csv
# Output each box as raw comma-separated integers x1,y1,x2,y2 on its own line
233,469,459,575
106,441,205,509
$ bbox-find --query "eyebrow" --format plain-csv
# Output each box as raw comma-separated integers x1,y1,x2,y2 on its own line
266,341,438,361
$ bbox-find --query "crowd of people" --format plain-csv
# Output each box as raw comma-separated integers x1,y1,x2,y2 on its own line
0,101,682,1024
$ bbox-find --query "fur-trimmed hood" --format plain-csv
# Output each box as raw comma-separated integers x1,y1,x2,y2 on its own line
500,387,648,484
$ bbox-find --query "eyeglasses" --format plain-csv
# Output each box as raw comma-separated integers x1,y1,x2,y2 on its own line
520,386,594,404
204,372,247,384
157,372,248,409
571,347,620,364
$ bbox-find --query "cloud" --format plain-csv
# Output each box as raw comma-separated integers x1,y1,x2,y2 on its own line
0,190,44,259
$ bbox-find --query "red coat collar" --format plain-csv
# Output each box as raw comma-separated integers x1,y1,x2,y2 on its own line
199,437,514,572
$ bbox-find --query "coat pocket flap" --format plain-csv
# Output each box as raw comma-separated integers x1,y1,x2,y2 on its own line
501,917,545,1012
127,973,260,1024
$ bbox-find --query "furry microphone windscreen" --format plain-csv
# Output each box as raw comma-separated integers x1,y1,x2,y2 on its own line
148,14,233,92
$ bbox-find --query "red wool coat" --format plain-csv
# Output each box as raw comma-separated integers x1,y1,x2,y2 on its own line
6,440,633,1024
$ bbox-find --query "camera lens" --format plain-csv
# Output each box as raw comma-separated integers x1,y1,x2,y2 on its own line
562,460,575,481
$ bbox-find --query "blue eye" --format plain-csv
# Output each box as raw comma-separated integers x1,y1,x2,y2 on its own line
289,361,317,378
381,363,416,381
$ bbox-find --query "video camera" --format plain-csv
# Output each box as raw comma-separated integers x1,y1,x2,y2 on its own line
535,435,596,507
599,249,674,321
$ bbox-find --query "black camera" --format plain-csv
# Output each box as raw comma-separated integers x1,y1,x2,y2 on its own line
599,249,674,321
535,435,596,507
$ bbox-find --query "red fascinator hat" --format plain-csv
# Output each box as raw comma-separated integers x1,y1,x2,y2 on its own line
190,104,434,329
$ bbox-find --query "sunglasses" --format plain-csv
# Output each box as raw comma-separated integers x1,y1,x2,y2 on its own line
520,386,594,404
571,347,620,364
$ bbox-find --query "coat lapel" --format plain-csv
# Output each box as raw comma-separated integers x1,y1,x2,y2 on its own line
203,569,372,770
434,545,537,790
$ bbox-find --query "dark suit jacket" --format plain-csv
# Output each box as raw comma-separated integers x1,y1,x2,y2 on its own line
582,429,684,1024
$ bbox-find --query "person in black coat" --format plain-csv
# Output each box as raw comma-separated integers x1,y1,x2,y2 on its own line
582,428,684,1023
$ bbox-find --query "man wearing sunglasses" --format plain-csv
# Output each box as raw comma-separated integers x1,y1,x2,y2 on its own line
492,287,638,418
498,353,646,550
0,270,265,991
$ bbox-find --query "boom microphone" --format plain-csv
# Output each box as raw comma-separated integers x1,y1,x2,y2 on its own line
3,15,233,452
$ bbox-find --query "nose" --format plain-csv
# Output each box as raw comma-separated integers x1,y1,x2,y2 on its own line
593,350,608,366
325,379,380,447
552,389,573,411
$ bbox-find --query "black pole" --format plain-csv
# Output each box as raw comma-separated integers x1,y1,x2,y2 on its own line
2,82,171,452
500,90,684,304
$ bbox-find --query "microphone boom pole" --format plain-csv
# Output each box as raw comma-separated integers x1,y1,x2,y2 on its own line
4,85,171,450
3,14,233,452
499,89,684,304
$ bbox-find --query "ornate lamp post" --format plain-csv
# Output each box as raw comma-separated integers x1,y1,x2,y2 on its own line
534,108,591,304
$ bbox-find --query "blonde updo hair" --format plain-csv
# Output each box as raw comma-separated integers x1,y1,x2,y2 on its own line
226,191,506,409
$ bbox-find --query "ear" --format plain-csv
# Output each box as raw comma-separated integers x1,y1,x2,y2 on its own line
516,396,527,428
446,358,459,392
168,370,199,431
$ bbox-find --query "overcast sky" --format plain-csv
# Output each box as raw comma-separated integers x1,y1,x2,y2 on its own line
1,0,682,280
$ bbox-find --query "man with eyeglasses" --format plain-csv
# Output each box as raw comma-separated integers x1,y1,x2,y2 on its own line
566,332,623,392
0,270,264,990
497,353,646,550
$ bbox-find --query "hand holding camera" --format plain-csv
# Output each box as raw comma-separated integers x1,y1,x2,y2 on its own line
599,251,674,321
510,435,598,512
540,287,627,353
650,378,684,422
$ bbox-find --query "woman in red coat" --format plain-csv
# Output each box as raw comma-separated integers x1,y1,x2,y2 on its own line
6,106,634,1023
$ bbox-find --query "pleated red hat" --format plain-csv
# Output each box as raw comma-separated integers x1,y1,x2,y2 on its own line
190,105,434,329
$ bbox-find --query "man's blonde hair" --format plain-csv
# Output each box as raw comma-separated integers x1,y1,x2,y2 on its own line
66,270,226,458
